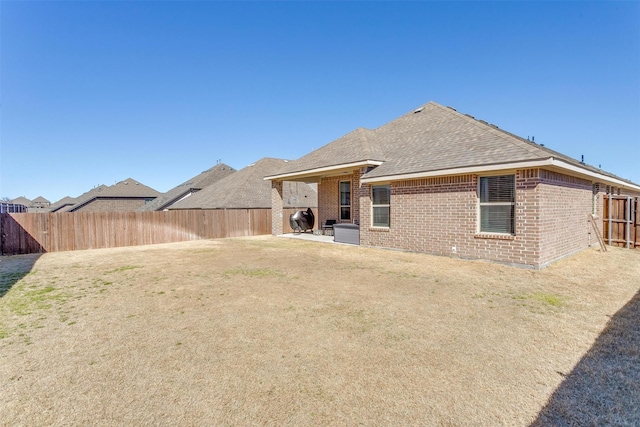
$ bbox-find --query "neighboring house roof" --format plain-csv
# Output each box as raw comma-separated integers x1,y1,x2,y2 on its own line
95,178,160,198
60,179,160,212
169,158,317,210
32,196,50,204
140,163,237,211
57,185,109,212
48,196,77,212
10,196,32,206
266,101,640,191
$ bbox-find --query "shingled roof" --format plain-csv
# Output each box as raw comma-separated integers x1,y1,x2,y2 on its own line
57,186,108,212
48,196,77,212
61,179,160,212
140,163,236,211
32,196,50,204
274,127,385,176
9,196,31,207
266,101,639,191
169,158,317,210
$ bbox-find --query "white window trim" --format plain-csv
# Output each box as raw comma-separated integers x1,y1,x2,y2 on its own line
339,180,351,221
477,175,515,235
371,184,391,228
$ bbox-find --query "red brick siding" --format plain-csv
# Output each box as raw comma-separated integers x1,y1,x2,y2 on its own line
271,181,283,235
361,173,537,266
360,168,599,268
317,172,361,226
537,170,594,266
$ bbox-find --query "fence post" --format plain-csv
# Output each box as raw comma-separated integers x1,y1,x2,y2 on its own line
608,195,612,246
627,196,632,249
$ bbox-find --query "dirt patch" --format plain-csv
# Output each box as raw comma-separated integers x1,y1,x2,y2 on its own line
1,237,638,426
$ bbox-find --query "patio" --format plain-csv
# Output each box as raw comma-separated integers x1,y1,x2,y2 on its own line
277,232,335,244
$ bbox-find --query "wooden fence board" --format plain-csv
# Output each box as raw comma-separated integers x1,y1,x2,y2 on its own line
603,196,639,249
0,209,274,255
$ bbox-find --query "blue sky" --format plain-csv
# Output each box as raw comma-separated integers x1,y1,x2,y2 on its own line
1,1,639,202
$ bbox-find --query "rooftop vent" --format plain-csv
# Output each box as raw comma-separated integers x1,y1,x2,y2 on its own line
414,107,424,113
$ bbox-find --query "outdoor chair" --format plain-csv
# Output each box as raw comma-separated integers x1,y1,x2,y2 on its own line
322,219,337,235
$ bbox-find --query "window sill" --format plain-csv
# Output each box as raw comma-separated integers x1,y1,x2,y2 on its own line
369,226,390,232
474,233,515,240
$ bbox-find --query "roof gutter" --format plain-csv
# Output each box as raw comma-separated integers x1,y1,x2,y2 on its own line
360,157,640,192
264,160,384,181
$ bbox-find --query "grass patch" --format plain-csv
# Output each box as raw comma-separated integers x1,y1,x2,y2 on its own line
509,291,566,308
529,292,565,307
0,323,9,339
7,285,62,316
474,290,567,311
0,271,34,297
381,270,420,279
222,267,285,278
105,265,143,274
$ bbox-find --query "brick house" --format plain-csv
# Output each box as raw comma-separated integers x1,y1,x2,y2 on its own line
265,102,640,268
62,179,161,212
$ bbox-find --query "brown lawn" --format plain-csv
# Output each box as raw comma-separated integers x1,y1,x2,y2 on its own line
0,236,638,426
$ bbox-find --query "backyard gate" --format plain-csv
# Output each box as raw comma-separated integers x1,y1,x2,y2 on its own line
603,195,639,249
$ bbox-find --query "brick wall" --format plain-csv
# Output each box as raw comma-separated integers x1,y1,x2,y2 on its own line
537,170,594,266
74,198,149,213
359,168,599,268
317,172,361,227
271,181,283,235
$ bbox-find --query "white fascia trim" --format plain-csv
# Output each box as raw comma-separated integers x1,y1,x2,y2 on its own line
264,160,384,181
550,159,640,191
361,159,555,183
361,158,640,191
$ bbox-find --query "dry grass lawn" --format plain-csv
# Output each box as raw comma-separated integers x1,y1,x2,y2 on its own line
1,236,638,426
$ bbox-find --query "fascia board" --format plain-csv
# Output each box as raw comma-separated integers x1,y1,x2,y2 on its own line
361,158,640,192
264,160,384,181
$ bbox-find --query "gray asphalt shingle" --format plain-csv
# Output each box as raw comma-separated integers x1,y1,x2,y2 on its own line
268,101,634,185
170,158,317,210
139,163,236,211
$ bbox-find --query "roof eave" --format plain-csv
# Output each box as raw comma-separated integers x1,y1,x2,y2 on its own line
361,158,640,192
264,160,384,182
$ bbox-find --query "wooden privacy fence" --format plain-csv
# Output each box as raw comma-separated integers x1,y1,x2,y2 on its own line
0,209,274,255
603,195,639,249
1,207,320,255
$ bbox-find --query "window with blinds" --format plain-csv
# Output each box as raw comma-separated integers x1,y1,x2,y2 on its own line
479,175,515,234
